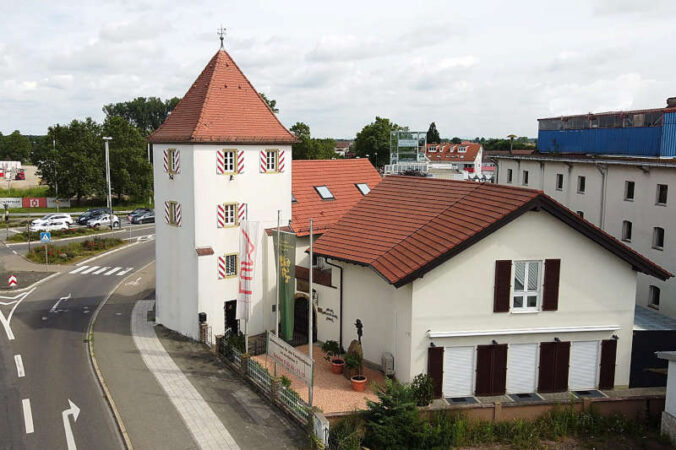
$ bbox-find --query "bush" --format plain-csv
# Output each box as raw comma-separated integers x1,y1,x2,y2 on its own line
280,375,292,389
329,413,365,450
410,373,434,407
25,237,124,264
226,332,245,353
343,353,362,370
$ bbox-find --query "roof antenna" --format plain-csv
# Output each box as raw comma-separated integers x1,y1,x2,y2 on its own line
217,25,226,49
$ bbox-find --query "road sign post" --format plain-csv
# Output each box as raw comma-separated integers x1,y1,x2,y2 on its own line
40,232,51,265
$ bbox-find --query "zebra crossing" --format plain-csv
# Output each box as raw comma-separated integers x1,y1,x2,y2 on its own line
69,265,134,277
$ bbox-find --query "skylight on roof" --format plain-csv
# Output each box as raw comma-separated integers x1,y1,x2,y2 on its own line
292,193,297,203
315,185,334,200
356,183,370,195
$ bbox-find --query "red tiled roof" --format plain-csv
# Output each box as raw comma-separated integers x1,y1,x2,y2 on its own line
291,159,382,237
426,143,481,164
148,49,296,145
313,176,671,287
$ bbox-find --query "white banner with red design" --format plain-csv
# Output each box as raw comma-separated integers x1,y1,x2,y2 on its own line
236,220,259,321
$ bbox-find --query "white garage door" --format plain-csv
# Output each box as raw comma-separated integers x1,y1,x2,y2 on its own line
506,343,538,394
569,341,599,390
443,346,475,397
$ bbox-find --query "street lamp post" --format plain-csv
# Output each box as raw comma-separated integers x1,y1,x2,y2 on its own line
53,135,59,212
103,137,113,229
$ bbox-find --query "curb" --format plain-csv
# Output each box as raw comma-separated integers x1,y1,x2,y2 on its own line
75,239,150,266
86,260,155,450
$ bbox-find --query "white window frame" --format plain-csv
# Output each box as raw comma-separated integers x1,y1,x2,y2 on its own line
458,146,467,153
223,203,237,226
265,149,278,172
356,183,370,195
225,253,238,278
315,185,334,200
222,149,236,174
511,260,542,313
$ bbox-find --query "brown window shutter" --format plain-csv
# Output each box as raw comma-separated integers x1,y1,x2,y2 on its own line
554,341,570,392
599,339,617,390
427,347,444,398
493,344,508,395
494,260,512,313
542,259,561,311
475,345,492,396
538,342,556,392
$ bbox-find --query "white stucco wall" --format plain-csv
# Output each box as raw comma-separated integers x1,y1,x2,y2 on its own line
667,359,676,415
410,210,637,387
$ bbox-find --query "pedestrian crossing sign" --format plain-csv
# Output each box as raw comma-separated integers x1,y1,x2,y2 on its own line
40,232,51,243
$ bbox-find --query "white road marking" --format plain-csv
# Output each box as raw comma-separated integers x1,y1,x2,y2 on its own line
125,277,142,286
12,250,17,255
0,289,35,340
62,399,80,450
93,267,110,275
50,293,72,313
80,266,100,274
116,267,134,276
104,267,121,276
69,266,88,274
15,355,25,377
22,399,34,434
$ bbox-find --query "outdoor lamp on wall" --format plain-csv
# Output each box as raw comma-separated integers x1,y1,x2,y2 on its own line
492,340,498,345
198,312,207,323
554,337,561,342
612,335,619,340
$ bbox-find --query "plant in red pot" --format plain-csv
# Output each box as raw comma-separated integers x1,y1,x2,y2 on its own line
345,353,367,391
321,340,345,374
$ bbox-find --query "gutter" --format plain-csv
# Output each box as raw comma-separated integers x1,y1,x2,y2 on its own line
595,163,608,229
325,258,344,351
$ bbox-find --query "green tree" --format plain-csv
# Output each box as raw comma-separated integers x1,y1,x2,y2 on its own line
0,130,32,162
259,93,279,113
364,379,423,450
353,116,399,168
426,122,440,144
289,122,336,159
451,136,462,144
103,96,180,135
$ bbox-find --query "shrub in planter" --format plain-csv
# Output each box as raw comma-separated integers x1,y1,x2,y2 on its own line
321,340,345,374
345,353,367,391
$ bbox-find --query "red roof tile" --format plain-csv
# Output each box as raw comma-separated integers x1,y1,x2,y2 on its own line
313,176,671,286
425,143,481,164
291,159,382,237
148,49,296,145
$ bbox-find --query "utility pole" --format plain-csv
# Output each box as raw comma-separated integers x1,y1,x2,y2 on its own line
103,137,113,229
53,135,59,212
308,218,314,406
147,143,152,206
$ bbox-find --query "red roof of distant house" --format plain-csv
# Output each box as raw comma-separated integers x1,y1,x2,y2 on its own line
426,142,481,164
291,159,382,237
313,176,671,287
148,49,296,145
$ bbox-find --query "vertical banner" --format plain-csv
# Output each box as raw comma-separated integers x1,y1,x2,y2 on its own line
273,231,296,340
237,221,260,321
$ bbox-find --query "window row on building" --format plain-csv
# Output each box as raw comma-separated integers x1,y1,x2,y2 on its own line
621,221,665,250
162,148,286,176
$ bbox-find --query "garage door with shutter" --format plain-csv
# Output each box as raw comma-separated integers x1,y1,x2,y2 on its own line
507,344,538,394
569,341,599,390
443,347,475,397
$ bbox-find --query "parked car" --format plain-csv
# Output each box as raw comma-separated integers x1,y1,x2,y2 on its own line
29,220,69,232
32,213,73,227
131,211,154,224
77,208,112,225
127,208,152,222
87,214,121,229
15,170,25,181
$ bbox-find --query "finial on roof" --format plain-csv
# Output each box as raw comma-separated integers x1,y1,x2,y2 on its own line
217,25,226,49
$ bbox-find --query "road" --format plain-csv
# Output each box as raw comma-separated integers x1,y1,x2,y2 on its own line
0,238,155,449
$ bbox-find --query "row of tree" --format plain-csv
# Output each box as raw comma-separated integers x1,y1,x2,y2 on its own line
0,131,33,162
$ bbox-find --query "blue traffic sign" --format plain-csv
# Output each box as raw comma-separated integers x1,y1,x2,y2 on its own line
40,232,51,243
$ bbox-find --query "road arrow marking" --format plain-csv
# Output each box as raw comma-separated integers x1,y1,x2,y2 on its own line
0,288,35,340
50,293,72,313
62,399,80,450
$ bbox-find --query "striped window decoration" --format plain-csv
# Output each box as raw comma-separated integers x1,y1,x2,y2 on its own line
217,203,238,228
259,149,285,173
218,253,238,279
216,149,237,174
164,201,182,226
163,148,180,175
238,203,247,222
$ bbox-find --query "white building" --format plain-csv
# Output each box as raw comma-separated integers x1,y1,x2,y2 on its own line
148,48,296,340
493,154,676,319
425,142,485,180
311,176,670,397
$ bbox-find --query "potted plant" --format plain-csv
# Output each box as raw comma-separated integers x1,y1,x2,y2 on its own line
345,353,367,391
321,340,345,374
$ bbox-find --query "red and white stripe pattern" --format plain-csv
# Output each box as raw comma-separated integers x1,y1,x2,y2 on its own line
163,149,180,174
259,150,267,173
237,150,244,173
216,149,225,174
216,204,226,228
164,201,182,226
217,256,226,279
174,203,182,226
163,150,169,173
238,203,247,223
278,150,286,172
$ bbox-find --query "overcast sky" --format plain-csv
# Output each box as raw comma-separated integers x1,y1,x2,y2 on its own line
1,0,674,139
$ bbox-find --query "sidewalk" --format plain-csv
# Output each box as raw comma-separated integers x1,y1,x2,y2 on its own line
93,263,305,449
0,242,67,291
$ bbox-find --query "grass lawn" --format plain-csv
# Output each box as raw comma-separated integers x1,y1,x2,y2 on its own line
8,226,124,243
25,238,125,264
0,186,50,197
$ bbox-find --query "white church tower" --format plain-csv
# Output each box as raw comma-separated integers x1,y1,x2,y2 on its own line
148,45,295,340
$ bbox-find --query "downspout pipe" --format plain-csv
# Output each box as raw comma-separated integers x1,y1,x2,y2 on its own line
325,258,344,351
595,163,608,229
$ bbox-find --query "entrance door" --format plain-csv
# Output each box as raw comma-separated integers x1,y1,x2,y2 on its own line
224,300,238,335
569,341,599,390
293,296,317,343
475,344,508,396
442,346,475,397
506,343,538,394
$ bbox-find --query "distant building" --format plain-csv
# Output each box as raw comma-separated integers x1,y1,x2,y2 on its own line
334,140,352,157
425,142,484,180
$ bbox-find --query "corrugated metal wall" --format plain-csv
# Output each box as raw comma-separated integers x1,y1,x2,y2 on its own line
538,127,663,156
660,112,676,157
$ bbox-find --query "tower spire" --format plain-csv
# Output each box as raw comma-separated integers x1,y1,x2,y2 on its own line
217,25,226,49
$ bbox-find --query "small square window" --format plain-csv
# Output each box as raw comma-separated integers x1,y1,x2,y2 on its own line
222,203,237,226
577,176,586,193
656,184,668,205
507,169,513,183
556,174,563,190
624,181,635,201
522,170,529,186
221,150,236,173
652,227,664,250
577,211,584,218
622,220,632,242
649,285,660,308
356,183,371,195
265,149,278,172
225,254,238,277
315,185,334,200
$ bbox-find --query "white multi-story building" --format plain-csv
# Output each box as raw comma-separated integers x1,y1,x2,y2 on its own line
493,154,676,318
148,48,296,340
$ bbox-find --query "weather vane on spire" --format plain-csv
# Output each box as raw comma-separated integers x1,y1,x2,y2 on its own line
217,25,226,49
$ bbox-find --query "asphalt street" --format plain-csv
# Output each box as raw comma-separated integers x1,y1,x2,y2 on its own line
0,238,155,449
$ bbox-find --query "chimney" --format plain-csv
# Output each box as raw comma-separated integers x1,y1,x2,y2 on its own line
667,97,676,108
